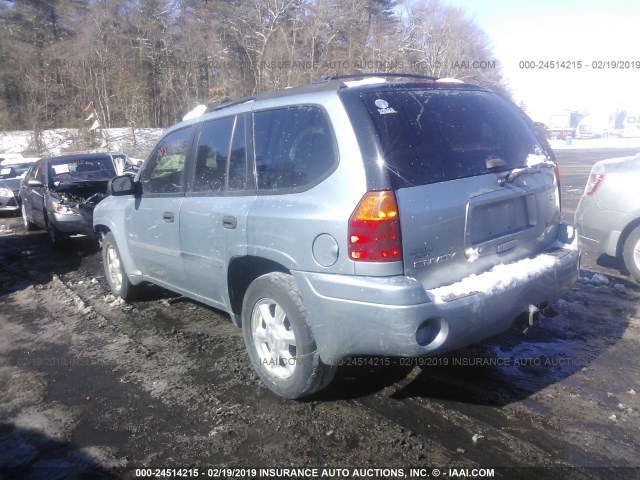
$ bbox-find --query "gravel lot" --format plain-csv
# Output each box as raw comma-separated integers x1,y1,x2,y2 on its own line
1,149,639,480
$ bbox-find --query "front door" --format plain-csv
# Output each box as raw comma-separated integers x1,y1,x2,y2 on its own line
126,126,194,289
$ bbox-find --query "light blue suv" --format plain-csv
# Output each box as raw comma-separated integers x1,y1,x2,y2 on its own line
93,74,579,399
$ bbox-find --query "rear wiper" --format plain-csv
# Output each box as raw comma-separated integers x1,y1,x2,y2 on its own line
498,161,555,186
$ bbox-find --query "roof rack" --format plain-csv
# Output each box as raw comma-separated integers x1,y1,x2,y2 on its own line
320,72,439,82
204,95,256,114
202,81,343,115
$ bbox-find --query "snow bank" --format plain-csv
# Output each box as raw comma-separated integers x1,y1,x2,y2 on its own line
0,127,163,159
551,137,640,151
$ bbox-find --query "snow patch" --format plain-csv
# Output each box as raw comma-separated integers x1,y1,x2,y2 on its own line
526,153,550,167
182,104,207,121
590,273,609,286
429,255,558,304
551,137,640,151
465,247,480,263
0,128,163,158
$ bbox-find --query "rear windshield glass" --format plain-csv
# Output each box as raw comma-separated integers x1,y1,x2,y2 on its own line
360,89,547,188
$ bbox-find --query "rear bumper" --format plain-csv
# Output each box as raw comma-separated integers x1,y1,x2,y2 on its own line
294,223,580,364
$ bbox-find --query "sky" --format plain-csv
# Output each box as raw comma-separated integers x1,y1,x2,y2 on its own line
440,0,640,124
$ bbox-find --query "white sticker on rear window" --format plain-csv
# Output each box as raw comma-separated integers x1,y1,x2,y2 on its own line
0,168,10,175
374,98,397,115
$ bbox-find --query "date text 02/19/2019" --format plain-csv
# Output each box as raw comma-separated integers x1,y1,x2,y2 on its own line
518,60,640,69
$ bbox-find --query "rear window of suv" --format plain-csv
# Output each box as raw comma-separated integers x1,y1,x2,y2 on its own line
360,89,546,188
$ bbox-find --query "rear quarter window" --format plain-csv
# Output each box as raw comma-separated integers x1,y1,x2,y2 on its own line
253,106,337,192
360,89,546,188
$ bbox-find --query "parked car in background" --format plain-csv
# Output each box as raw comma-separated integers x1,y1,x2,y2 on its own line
94,74,579,399
575,154,640,281
19,152,123,246
0,157,39,213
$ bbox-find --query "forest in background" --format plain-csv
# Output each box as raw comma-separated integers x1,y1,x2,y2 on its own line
0,0,508,139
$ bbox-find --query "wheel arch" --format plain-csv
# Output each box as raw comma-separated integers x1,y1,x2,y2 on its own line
94,221,143,279
227,256,290,325
616,217,640,257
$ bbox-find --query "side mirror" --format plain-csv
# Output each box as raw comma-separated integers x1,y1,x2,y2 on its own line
27,179,44,187
109,175,140,196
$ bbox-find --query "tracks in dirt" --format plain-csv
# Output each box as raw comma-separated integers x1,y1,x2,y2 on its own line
52,266,634,473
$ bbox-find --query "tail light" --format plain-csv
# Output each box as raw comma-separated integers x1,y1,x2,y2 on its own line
584,164,605,196
554,162,562,210
348,190,402,262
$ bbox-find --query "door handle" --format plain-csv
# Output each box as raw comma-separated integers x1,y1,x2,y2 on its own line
162,211,174,223
222,215,237,229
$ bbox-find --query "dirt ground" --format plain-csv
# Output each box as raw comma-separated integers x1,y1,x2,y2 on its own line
1,207,639,479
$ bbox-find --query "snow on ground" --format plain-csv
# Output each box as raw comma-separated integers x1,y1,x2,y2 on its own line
550,136,640,151
0,127,163,159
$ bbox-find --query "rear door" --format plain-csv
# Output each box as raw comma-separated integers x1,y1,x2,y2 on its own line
179,114,255,308
358,88,560,290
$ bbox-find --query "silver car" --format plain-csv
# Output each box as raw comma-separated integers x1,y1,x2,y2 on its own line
575,154,640,281
94,74,579,399
0,158,39,212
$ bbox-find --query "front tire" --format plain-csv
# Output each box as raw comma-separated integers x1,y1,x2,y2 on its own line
102,231,139,301
242,272,336,399
45,214,65,248
622,225,640,282
21,203,36,231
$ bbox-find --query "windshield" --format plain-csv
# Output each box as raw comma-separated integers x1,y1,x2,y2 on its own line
360,89,548,188
48,156,116,180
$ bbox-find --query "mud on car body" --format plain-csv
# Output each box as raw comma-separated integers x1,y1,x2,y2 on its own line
94,74,580,399
20,152,127,247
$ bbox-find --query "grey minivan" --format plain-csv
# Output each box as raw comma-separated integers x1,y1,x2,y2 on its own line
93,74,579,399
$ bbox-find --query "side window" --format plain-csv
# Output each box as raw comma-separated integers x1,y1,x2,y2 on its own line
253,106,337,191
35,163,45,184
24,163,37,181
193,117,234,193
228,116,248,191
141,127,192,194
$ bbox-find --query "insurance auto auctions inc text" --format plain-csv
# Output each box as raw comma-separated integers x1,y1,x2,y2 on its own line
194,467,496,478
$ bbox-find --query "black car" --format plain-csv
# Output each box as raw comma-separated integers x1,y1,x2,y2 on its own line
19,152,121,246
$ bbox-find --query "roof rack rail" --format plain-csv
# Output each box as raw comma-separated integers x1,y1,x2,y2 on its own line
320,72,439,82
205,95,255,114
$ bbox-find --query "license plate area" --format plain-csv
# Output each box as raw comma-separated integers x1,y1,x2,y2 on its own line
465,193,538,254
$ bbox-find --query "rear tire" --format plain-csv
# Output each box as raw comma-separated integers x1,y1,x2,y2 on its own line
102,231,139,301
622,225,640,282
242,272,336,399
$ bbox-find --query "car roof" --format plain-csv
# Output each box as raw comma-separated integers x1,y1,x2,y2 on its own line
42,152,124,163
202,75,485,114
